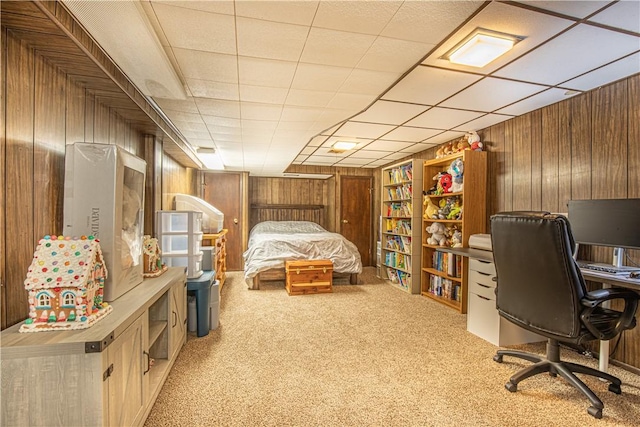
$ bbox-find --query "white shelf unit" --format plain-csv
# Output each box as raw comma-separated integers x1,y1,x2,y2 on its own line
380,159,423,293
157,211,204,279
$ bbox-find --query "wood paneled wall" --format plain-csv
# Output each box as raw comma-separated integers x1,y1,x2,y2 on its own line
0,28,195,329
161,154,199,210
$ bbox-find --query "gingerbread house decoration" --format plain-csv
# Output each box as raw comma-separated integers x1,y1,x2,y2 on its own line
143,235,167,278
19,235,113,333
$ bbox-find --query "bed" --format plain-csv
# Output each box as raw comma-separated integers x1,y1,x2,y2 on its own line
243,221,362,289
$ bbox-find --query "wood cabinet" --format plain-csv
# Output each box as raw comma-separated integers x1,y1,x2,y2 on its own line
381,159,423,293
204,229,228,288
421,150,487,313
0,267,187,427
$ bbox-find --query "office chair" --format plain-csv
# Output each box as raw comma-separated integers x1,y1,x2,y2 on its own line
490,212,639,419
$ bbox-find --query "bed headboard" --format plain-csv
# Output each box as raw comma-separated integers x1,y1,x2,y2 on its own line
250,204,325,229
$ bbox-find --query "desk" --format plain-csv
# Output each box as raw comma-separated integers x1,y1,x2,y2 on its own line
444,247,640,372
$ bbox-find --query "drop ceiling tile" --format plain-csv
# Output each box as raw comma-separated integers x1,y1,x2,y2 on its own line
173,48,238,83
201,115,241,128
285,89,334,108
242,127,275,138
163,110,204,123
383,126,441,142
292,63,352,91
300,146,316,155
195,98,241,118
152,3,236,54
240,102,283,121
238,57,297,88
333,122,395,139
440,77,547,111
314,1,401,35
381,1,482,43
518,1,611,19
189,138,214,147
277,121,314,131
272,129,311,139
171,121,208,133
239,85,288,104
496,88,577,116
406,107,484,129
242,134,272,144
315,109,353,126
367,159,394,167
321,123,342,135
185,79,239,100
179,130,211,140
352,100,428,125
280,106,324,122
494,24,640,85
347,150,392,159
424,131,466,145
314,147,350,157
326,93,373,111
358,37,434,73
305,156,340,165
335,157,372,166
307,135,330,147
590,1,640,33
452,113,514,132
383,152,411,161
365,140,414,151
153,98,199,113
340,69,402,96
300,28,376,68
240,119,279,130
210,133,242,143
153,1,235,16
236,17,308,61
235,0,319,26
562,52,640,91
422,2,574,74
382,67,482,105
294,154,308,162
399,143,436,154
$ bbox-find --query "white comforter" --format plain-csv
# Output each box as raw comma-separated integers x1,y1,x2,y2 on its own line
243,221,362,280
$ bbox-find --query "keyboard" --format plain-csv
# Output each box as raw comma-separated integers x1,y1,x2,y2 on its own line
577,261,640,275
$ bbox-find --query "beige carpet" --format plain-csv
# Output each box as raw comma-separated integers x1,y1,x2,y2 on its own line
145,268,640,426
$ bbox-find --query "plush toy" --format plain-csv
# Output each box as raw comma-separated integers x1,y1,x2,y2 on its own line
436,146,446,158
437,196,462,220
444,141,454,156
423,194,439,219
450,229,463,248
448,158,464,193
455,137,470,152
426,222,447,247
466,131,483,151
438,173,452,194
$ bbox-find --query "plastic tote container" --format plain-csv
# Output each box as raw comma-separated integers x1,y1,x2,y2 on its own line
209,280,220,330
187,296,197,332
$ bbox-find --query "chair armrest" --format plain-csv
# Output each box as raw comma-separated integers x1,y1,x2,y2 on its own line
580,288,639,340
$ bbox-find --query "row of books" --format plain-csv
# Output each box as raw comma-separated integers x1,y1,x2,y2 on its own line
386,268,412,291
426,275,462,301
386,164,413,184
385,184,413,201
384,218,411,235
384,251,411,271
384,235,412,254
432,251,463,278
385,201,412,217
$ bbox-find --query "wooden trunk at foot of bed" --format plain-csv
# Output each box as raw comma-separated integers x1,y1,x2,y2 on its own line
285,259,333,295
252,268,358,289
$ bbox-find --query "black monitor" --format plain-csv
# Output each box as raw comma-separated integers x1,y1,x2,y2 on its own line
568,198,640,268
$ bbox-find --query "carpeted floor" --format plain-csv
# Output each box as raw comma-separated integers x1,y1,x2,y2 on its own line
145,268,640,426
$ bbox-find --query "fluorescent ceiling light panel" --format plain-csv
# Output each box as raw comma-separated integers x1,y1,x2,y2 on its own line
446,29,521,68
332,141,358,151
196,148,225,170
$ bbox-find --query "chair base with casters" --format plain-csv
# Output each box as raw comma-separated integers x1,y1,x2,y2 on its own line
494,339,622,419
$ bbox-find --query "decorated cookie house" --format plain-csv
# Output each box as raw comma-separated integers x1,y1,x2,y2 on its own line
20,235,112,333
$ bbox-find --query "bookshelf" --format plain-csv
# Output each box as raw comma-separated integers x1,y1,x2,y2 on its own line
381,159,423,293
421,150,487,312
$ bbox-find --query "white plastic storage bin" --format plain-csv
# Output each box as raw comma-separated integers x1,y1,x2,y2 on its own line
161,233,203,255
157,210,202,234
162,253,203,279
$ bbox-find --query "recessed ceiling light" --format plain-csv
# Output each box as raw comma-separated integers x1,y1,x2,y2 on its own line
444,28,523,68
331,141,357,152
196,147,225,170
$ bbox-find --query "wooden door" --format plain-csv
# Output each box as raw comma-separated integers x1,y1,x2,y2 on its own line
340,176,372,266
203,172,243,271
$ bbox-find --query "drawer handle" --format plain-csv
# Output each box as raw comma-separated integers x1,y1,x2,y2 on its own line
477,260,491,264
476,283,490,289
476,271,491,276
476,294,491,301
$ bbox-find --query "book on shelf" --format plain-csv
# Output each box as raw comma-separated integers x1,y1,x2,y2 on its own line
427,275,461,301
431,251,463,278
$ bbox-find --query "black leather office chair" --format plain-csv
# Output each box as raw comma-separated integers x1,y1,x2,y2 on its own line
490,212,639,418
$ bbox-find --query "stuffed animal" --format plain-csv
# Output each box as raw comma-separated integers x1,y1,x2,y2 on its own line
466,131,483,151
444,141,454,156
436,146,446,158
450,229,463,248
426,222,447,247
438,173,452,194
455,137,470,152
448,158,464,193
423,194,439,219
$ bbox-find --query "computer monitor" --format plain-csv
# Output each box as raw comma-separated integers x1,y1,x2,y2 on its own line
567,198,640,268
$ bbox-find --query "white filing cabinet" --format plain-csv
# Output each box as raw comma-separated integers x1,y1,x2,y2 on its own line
467,257,543,346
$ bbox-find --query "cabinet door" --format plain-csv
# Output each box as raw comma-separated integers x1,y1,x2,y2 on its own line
169,280,187,359
106,314,146,427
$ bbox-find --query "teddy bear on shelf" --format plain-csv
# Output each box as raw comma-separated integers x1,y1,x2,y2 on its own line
448,158,464,193
455,137,470,152
423,193,439,220
450,229,463,248
426,222,447,247
465,131,483,151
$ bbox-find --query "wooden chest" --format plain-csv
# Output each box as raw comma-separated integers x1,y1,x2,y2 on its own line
285,259,333,296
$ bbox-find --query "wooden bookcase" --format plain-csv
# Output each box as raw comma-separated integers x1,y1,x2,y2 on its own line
381,159,423,293
421,150,487,312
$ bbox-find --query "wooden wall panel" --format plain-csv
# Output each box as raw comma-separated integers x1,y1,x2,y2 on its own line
541,103,560,212
1,27,7,327
511,115,532,210
161,154,197,210
530,110,542,210
628,75,640,198
570,95,592,201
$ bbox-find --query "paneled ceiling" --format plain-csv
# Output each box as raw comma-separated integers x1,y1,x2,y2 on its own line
62,0,640,176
